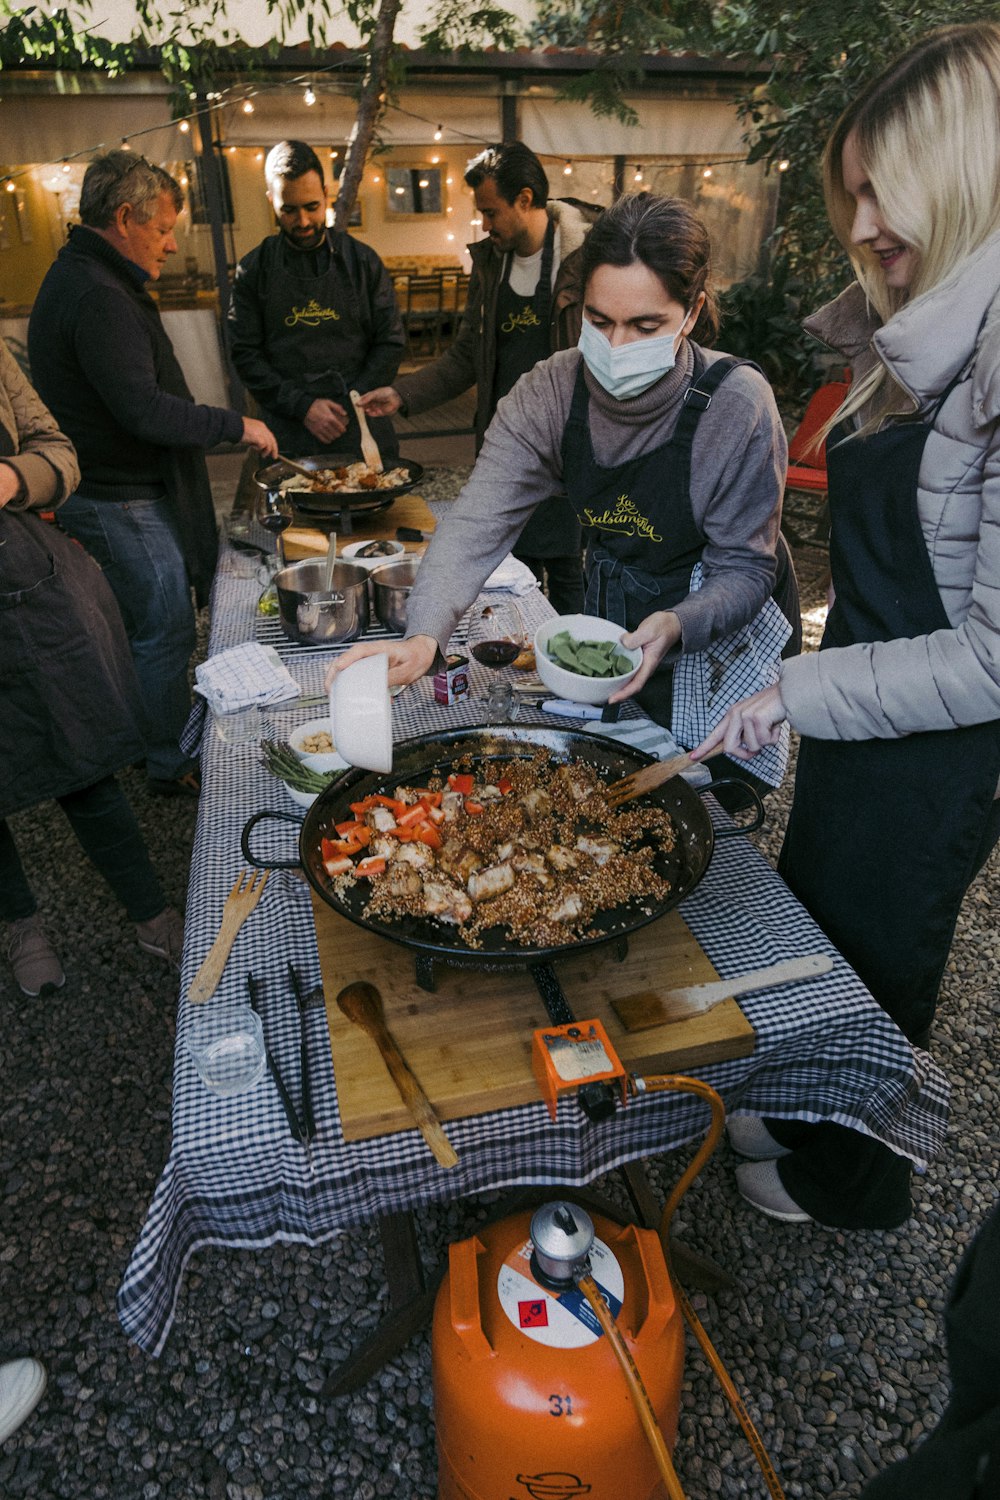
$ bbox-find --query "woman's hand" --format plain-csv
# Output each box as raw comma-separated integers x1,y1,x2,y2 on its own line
690,683,788,762
324,635,438,691
358,387,402,418
0,463,21,509
608,610,682,702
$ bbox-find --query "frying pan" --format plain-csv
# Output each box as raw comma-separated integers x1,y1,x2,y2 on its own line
254,454,425,516
243,724,763,972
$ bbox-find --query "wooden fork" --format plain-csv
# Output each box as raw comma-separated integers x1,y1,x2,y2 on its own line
606,753,694,809
350,389,384,474
188,870,270,1003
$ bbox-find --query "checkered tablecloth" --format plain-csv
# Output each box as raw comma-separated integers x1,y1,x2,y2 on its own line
116,533,950,1355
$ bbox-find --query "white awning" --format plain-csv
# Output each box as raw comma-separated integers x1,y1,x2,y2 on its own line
520,95,747,160
0,94,189,166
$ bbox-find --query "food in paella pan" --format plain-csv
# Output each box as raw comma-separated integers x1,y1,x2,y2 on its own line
282,462,411,495
316,749,678,948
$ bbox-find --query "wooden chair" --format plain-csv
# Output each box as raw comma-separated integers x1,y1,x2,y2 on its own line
785,379,851,495
402,273,445,357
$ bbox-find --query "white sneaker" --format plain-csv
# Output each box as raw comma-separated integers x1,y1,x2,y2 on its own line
0,1357,46,1444
6,916,65,997
726,1115,793,1161
736,1160,813,1224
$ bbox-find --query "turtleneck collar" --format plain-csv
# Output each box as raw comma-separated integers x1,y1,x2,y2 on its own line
580,336,696,424
67,225,151,289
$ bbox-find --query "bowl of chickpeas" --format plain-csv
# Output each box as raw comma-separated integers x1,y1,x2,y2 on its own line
289,718,346,775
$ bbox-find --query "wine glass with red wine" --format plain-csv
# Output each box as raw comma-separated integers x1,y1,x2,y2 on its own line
467,598,525,721
256,485,293,568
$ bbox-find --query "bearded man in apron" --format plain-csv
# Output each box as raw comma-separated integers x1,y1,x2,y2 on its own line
229,140,405,460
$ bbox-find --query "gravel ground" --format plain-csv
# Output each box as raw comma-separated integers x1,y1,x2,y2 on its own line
2,475,998,1500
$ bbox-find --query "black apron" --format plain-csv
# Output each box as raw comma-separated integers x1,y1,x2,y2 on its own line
561,353,742,726
259,235,397,460
494,223,580,559
772,408,1000,1229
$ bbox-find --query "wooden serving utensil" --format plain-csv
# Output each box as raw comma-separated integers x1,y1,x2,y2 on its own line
606,753,694,809
335,981,458,1168
188,869,270,1003
349,390,384,474
276,453,318,481
613,953,834,1031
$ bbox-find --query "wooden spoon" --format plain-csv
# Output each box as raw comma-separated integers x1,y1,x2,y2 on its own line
335,982,458,1168
276,453,318,481
350,390,384,474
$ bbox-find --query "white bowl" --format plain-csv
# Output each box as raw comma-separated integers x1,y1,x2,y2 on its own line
534,614,642,706
288,717,343,773
340,538,406,569
329,653,393,772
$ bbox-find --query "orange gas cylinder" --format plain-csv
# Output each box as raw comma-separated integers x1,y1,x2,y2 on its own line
432,1201,684,1500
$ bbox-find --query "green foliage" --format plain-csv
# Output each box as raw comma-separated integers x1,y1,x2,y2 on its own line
717,254,821,404
419,2,523,53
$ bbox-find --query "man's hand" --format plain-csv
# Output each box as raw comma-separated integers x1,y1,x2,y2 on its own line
0,463,22,509
690,683,789,763
324,635,438,691
242,418,279,458
358,387,402,418
608,610,682,703
303,399,349,445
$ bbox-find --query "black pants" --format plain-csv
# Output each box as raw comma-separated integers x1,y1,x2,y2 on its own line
514,549,585,617
0,775,166,925
861,1203,1000,1499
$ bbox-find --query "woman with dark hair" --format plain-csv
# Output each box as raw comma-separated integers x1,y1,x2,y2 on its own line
334,192,795,772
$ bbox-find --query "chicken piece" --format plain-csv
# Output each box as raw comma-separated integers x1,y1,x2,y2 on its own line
546,891,584,923
496,840,515,862
422,880,473,925
468,863,516,904
394,840,435,870
576,837,622,867
555,765,593,802
371,836,395,859
440,790,464,820
547,844,580,873
512,851,552,885
439,843,483,883
521,787,553,822
394,786,419,806
385,863,422,898
478,784,504,801
368,806,398,834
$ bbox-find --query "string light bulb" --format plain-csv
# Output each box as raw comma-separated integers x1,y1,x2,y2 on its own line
563,161,572,176
255,151,264,163
5,179,16,192
777,159,790,172
242,98,255,115
434,124,443,141
702,167,713,179
418,178,429,189
178,119,190,134
62,159,71,173
430,154,440,165
633,164,643,183
303,85,316,106
121,139,132,150
330,149,339,159
228,146,236,155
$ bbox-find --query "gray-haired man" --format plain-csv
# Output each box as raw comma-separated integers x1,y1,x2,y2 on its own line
29,151,276,796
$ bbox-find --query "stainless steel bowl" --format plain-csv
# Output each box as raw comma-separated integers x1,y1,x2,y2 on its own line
370,556,421,633
274,559,370,646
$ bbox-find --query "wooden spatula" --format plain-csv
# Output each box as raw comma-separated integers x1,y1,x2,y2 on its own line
349,390,384,473
277,453,318,481
606,754,694,808
613,953,834,1031
335,981,458,1168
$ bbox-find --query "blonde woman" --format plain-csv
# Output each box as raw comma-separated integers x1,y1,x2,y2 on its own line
694,23,1000,1229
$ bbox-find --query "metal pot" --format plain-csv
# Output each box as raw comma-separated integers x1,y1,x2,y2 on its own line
274,558,370,646
242,724,764,972
371,556,421,633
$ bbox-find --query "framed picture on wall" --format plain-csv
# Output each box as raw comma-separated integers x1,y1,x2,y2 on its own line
385,166,443,217
13,191,32,244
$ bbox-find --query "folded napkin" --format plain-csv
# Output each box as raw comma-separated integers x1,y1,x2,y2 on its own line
537,700,711,786
482,554,541,597
194,642,301,715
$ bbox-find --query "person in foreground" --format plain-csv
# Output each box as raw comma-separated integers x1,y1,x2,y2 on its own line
0,336,185,992
360,142,600,613
229,139,405,460
28,151,277,798
333,192,795,784
692,22,1000,1230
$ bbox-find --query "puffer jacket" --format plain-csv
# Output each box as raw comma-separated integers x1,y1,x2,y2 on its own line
394,198,601,447
0,337,146,816
780,226,1000,745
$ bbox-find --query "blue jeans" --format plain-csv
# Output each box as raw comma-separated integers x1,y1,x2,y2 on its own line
57,494,197,780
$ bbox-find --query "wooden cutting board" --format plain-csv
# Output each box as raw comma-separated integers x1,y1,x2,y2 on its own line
312,894,755,1141
284,493,436,561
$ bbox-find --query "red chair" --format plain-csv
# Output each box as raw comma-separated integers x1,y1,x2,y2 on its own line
785,379,850,494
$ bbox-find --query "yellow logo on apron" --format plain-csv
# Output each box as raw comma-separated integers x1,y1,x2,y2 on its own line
501,304,542,334
582,492,663,543
285,299,342,328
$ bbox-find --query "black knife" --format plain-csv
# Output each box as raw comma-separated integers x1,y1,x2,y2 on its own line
288,962,317,1145
247,972,310,1150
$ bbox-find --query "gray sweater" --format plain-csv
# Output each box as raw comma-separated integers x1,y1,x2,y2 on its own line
406,340,787,660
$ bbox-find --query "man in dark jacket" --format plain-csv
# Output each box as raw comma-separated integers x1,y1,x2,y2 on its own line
28,150,276,796
359,142,601,613
228,139,405,459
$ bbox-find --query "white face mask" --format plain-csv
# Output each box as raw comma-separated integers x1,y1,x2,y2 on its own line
578,314,689,400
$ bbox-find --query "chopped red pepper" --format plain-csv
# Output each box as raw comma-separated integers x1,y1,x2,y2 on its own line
464,799,485,816
335,818,365,838
415,823,442,849
322,855,354,877
447,773,474,796
355,856,387,878
497,777,513,795
396,803,429,828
